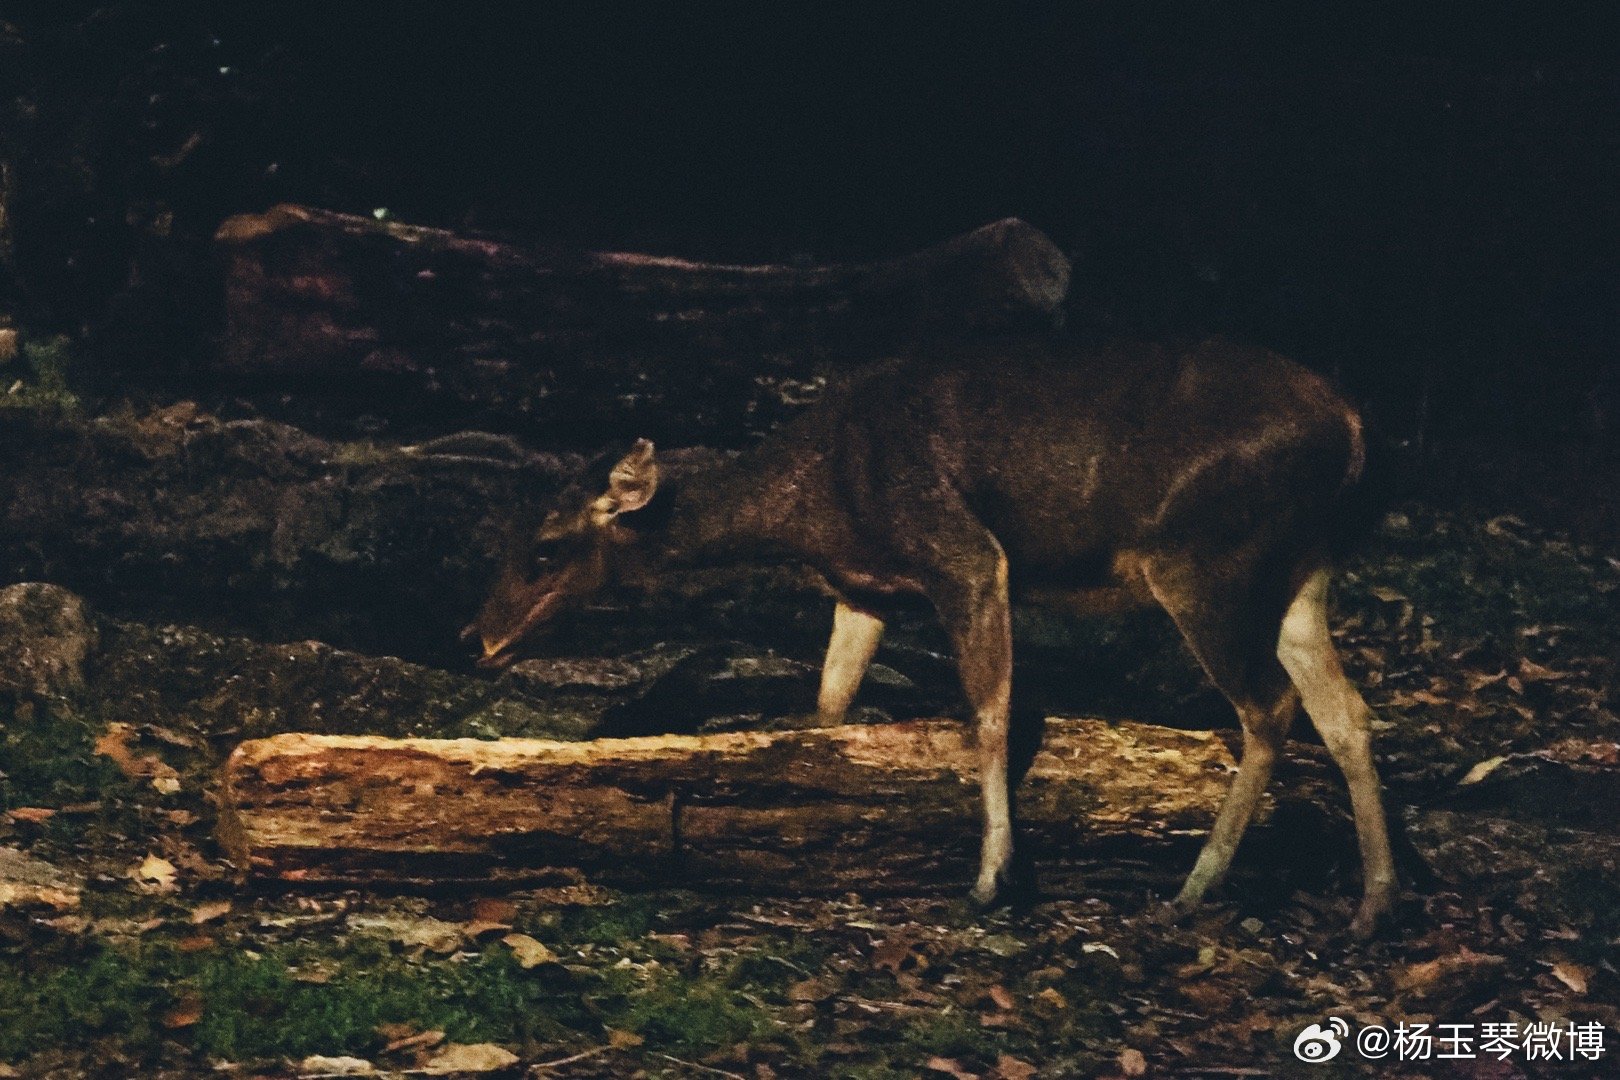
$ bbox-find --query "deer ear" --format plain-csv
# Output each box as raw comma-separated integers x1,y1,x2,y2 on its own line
599,438,659,517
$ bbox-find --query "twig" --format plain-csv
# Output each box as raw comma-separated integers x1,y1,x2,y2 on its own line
529,1045,611,1073
840,994,936,1016
652,1051,748,1079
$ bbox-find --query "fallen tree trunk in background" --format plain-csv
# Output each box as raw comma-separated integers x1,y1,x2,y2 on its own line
219,719,1346,894
0,404,579,657
213,205,1071,441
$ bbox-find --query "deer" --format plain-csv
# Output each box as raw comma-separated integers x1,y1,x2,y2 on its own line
465,338,1398,937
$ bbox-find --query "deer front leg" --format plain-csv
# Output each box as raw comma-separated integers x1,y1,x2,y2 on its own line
927,546,1015,907
815,601,885,724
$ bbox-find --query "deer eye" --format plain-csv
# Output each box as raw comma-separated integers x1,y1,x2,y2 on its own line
528,540,564,576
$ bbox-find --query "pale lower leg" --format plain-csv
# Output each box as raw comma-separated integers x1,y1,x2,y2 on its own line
815,602,885,722
1142,558,1293,912
1278,569,1398,935
971,699,1013,904
1175,718,1286,907
939,554,1014,906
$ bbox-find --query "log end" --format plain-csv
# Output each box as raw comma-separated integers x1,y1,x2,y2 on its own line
958,217,1073,317
214,203,314,245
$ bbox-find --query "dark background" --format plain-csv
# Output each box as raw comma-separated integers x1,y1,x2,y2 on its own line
2,1,1617,525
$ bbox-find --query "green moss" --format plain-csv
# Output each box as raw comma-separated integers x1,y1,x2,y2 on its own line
0,336,81,414
553,892,667,947
726,935,828,992
0,701,133,812
0,937,583,1064
898,1011,1002,1063
617,978,772,1053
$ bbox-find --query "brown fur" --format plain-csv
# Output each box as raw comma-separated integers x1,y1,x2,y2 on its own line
470,337,1396,934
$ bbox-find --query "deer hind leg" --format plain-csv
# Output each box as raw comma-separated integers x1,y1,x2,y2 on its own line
1143,554,1299,912
920,536,1015,907
815,601,885,723
1277,566,1397,938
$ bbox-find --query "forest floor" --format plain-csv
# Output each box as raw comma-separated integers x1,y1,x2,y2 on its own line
3,503,1617,1079
1,339,1618,1078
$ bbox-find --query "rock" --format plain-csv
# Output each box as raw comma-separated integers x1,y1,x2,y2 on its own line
0,582,97,697
597,642,821,735
91,619,600,743
503,645,701,692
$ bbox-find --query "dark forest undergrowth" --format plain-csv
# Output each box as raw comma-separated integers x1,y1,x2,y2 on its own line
3,476,1618,1077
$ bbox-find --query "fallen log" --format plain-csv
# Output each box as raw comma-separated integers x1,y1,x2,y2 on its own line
219,718,1345,894
213,205,1071,440
0,404,581,655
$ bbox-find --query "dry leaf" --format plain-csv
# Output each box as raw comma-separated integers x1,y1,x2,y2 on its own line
93,723,143,774
161,993,204,1029
382,1028,445,1054
190,899,231,924
873,936,923,974
787,977,836,1002
176,933,216,953
1120,1047,1148,1077
471,897,517,923
925,1057,978,1080
421,1043,519,1073
6,807,56,824
987,984,1017,1012
347,914,464,953
463,920,513,938
298,1056,374,1075
996,1055,1038,1080
134,853,178,891
94,723,181,789
1550,962,1590,994
501,932,558,968
1459,756,1508,785
607,1028,645,1049
1518,658,1567,682
1395,948,1506,996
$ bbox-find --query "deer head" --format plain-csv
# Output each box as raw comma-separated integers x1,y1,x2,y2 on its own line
464,439,659,668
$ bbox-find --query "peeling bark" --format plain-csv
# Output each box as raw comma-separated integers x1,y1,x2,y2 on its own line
219,719,1335,894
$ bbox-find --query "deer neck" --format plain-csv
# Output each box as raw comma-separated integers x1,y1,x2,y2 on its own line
627,449,803,571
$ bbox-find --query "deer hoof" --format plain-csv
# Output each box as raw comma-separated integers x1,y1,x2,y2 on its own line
767,711,842,731
1348,901,1390,941
967,881,1001,911
1147,898,1195,928
964,864,1035,914
1348,881,1397,940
